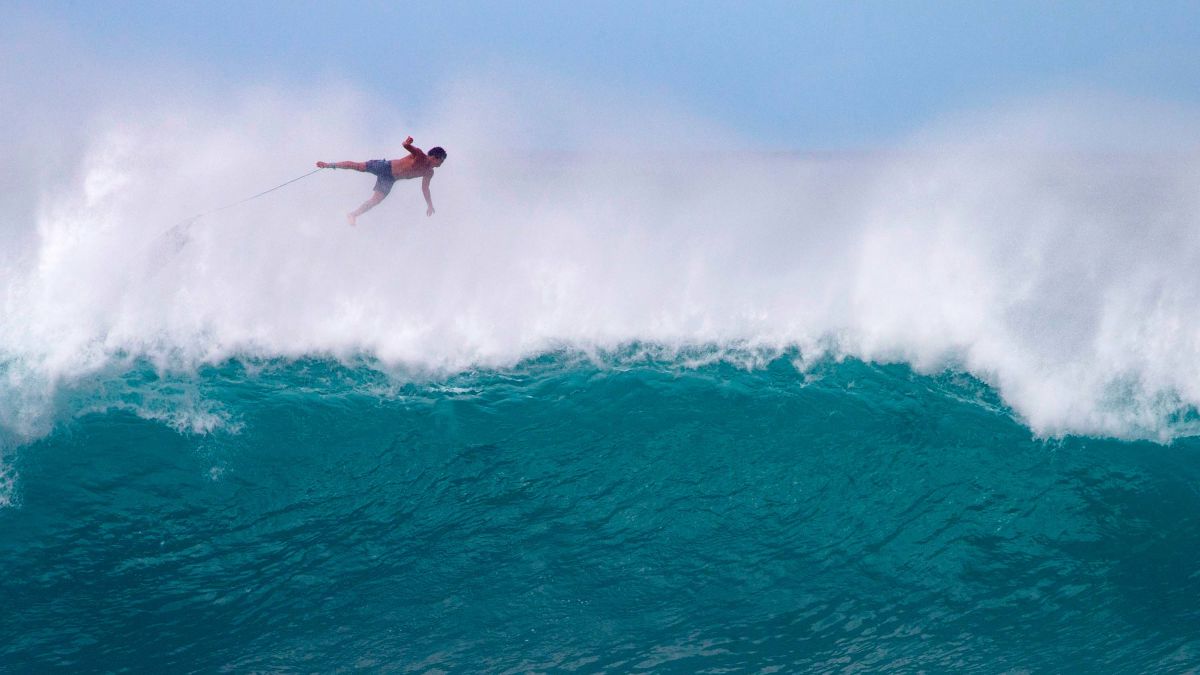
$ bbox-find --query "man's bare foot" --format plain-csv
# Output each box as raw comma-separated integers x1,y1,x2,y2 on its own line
347,212,357,226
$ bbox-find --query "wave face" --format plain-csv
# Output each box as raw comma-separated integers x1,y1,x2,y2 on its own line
2,355,1198,671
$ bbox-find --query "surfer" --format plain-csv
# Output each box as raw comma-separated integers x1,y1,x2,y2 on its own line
317,136,447,225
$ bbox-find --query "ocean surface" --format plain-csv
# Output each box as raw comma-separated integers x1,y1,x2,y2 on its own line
2,350,1198,671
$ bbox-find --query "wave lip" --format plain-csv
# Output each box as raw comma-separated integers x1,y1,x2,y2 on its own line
3,336,1200,448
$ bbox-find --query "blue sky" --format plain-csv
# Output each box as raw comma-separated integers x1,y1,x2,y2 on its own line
9,1,1200,149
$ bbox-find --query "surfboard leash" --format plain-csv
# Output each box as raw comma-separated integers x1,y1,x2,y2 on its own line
171,166,327,229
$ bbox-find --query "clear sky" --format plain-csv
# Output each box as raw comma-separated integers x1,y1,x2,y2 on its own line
8,0,1200,149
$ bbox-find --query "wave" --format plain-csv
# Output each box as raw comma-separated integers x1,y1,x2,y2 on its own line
3,79,1200,441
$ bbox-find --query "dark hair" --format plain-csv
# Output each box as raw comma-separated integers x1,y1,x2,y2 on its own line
428,146,447,160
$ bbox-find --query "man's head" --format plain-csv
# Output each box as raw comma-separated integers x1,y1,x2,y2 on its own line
429,146,447,167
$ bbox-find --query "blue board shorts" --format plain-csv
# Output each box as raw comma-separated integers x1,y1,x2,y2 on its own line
365,159,396,196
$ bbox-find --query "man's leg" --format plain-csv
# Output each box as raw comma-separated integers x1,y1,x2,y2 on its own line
317,161,367,170
347,191,386,226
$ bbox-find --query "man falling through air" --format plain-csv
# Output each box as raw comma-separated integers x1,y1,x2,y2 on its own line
317,137,447,225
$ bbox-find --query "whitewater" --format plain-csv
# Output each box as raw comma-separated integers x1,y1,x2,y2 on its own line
4,82,1200,443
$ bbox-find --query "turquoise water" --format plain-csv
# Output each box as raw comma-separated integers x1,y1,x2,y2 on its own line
2,351,1198,671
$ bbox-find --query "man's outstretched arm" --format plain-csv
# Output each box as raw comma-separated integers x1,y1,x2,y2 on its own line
402,136,427,158
422,174,435,217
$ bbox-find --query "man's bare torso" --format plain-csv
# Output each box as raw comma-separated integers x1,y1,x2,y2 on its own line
390,155,435,180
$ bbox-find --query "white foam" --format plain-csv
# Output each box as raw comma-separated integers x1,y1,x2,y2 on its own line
3,68,1200,441
0,452,16,509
